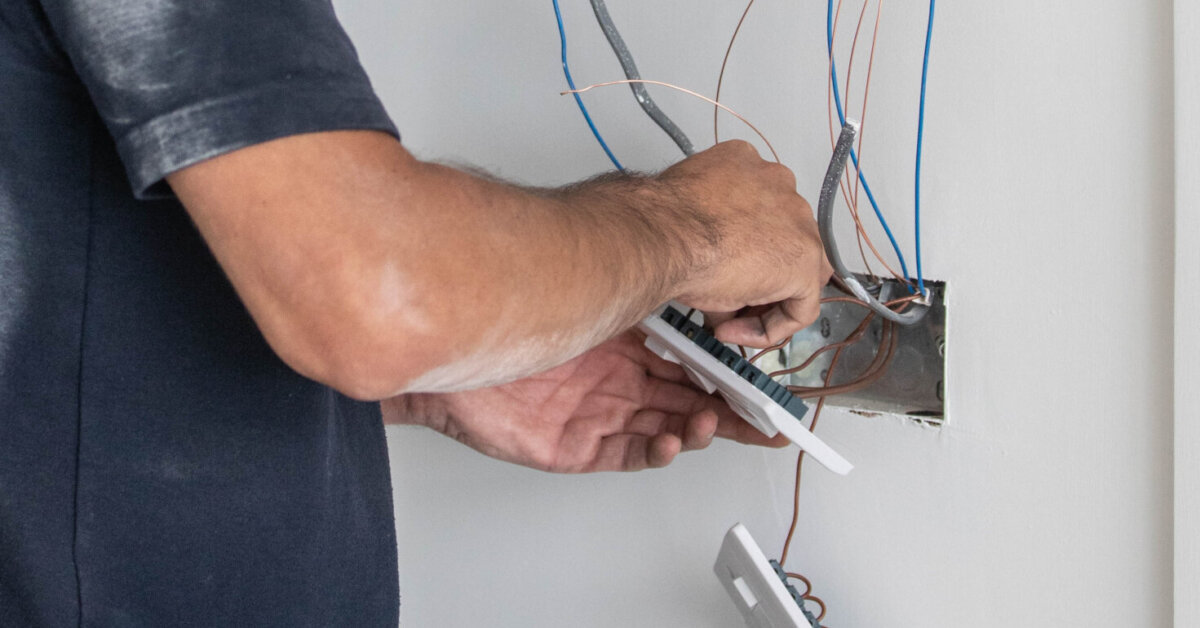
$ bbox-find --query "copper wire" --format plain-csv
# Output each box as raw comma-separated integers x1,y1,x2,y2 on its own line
826,1,908,284
828,0,872,276
563,80,781,162
790,320,896,398
714,0,755,144
748,336,790,364
841,0,874,118
776,346,844,624
768,313,873,378
785,572,813,597
852,0,885,215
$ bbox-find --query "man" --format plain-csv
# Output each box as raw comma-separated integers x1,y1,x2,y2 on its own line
0,0,830,625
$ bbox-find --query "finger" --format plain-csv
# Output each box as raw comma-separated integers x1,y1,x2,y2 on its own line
584,433,682,472
641,350,692,385
702,310,737,330
645,379,712,415
713,298,819,348
711,402,792,448
624,409,718,453
619,328,699,386
625,410,686,438
682,409,719,451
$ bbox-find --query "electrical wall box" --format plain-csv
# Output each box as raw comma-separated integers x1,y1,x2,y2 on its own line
789,277,948,423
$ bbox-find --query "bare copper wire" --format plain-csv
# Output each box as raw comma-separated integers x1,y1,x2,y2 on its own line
714,0,756,144
563,80,781,162
852,0,885,215
843,0,882,284
826,0,908,284
828,0,872,276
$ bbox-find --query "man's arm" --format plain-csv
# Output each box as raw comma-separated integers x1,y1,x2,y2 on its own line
168,130,828,399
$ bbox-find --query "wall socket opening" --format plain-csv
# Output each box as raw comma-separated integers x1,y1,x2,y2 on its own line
787,277,948,425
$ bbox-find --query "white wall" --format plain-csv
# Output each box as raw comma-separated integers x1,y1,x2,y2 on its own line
1177,1,1197,626
334,1,1176,626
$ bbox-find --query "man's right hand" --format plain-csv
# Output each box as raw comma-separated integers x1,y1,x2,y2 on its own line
658,140,834,348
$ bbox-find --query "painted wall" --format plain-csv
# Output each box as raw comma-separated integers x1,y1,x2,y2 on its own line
1176,2,1197,626
333,1,1175,625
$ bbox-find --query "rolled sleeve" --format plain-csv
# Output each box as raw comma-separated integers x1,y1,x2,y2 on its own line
40,0,397,198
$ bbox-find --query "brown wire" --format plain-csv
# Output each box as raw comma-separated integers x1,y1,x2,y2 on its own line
748,336,790,364
770,293,916,379
790,319,897,399
826,0,908,285
852,0,885,214
563,80,781,162
778,346,843,567
806,594,828,622
714,0,755,144
827,0,874,278
769,313,874,378
842,0,873,118
785,572,813,597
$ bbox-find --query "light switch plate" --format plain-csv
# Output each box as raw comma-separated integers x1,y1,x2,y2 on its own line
714,523,816,628
639,305,853,475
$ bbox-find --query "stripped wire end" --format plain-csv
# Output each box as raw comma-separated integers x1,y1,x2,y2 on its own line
913,285,934,306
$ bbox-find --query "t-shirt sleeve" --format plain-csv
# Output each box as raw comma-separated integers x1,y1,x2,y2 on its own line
40,0,398,199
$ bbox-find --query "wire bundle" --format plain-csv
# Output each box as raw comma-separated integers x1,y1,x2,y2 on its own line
550,2,938,623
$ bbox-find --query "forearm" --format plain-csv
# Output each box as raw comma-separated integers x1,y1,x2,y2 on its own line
391,161,710,392
172,132,714,398
173,131,825,401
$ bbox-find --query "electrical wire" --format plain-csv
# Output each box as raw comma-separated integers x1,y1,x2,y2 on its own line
713,0,755,144
826,0,912,286
552,0,624,171
588,0,695,156
836,0,887,283
777,346,845,627
820,122,929,325
563,80,781,162
773,293,917,627
914,0,936,295
848,0,884,227
823,1,911,286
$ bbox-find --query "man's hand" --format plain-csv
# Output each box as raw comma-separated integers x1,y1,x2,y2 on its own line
659,140,834,348
382,330,787,473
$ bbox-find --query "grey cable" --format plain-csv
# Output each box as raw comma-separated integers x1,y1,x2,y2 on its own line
819,121,930,326
588,0,696,156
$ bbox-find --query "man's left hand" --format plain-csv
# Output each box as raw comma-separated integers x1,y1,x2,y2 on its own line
382,330,788,473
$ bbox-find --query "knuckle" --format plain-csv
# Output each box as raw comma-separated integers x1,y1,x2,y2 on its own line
721,139,755,156
767,163,797,189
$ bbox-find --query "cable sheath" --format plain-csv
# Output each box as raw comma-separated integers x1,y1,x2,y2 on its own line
588,0,696,156
826,0,911,286
820,122,929,325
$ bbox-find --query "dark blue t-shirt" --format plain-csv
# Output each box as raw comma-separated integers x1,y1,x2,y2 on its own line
0,1,400,625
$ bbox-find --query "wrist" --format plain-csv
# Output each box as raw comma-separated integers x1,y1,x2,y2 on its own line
649,175,722,303
564,173,719,307
381,393,446,427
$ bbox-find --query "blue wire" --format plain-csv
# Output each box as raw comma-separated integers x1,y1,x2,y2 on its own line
826,0,912,289
553,0,624,171
914,0,935,295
